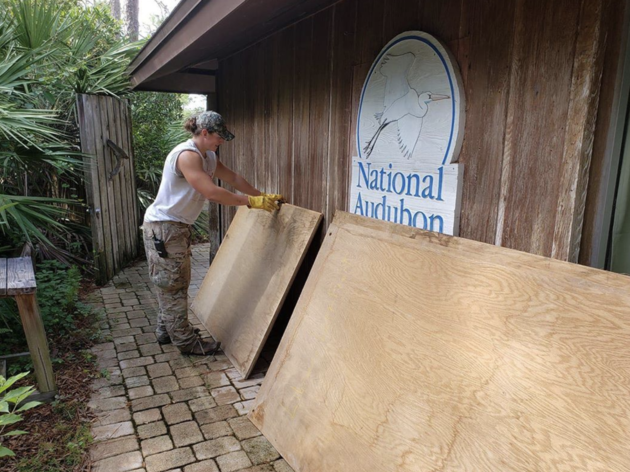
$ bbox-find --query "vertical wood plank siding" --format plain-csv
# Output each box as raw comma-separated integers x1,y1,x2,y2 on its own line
217,0,617,261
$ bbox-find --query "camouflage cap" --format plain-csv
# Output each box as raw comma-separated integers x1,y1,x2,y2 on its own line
197,111,235,141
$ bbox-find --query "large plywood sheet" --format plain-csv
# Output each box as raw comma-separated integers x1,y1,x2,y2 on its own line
191,204,322,378
250,211,630,472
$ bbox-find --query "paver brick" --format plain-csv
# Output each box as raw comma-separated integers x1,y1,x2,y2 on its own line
234,400,255,416
188,396,217,413
171,421,204,447
90,436,139,461
211,387,240,405
184,460,219,472
92,451,143,472
134,408,162,425
144,447,196,472
206,359,232,371
163,403,192,425
171,386,209,403
126,375,151,388
232,374,264,390
228,417,261,441
148,362,173,379
153,375,180,394
92,420,134,441
136,333,158,345
155,352,183,363
131,318,150,328
115,335,136,345
120,356,154,370
132,393,171,412
240,465,275,472
95,385,125,399
129,385,154,400
118,341,140,353
170,358,194,370
215,451,252,472
175,367,199,380
179,376,204,389
239,386,259,401
97,357,119,368
92,342,115,352
88,396,127,412
141,343,163,356
204,372,231,389
242,437,279,465
272,460,294,472
112,327,143,338
195,405,238,425
192,436,241,460
138,420,167,440
142,435,174,457
200,421,232,440
123,366,148,378
97,349,117,360
95,407,132,427
118,350,141,361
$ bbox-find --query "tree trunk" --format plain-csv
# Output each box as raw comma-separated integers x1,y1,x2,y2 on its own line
126,0,139,41
110,0,121,20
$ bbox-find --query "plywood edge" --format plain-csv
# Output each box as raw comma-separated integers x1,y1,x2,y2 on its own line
250,219,340,430
238,206,323,378
333,211,630,290
191,204,323,379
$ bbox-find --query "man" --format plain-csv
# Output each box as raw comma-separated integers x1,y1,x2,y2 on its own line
143,111,283,355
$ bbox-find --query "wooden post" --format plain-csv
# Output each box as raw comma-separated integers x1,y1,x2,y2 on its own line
15,294,56,395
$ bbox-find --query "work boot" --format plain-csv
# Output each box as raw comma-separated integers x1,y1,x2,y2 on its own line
184,338,221,356
157,328,201,345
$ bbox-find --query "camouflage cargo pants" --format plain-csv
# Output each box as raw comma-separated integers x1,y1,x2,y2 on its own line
142,221,198,352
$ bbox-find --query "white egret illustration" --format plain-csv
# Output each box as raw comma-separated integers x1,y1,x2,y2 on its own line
363,52,450,159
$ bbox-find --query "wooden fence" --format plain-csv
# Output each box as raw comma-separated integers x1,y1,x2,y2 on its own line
77,94,139,284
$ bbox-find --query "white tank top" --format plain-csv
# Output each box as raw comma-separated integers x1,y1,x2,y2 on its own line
144,140,218,225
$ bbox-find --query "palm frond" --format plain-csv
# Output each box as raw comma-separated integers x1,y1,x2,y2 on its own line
0,103,65,147
0,194,79,247
9,0,72,51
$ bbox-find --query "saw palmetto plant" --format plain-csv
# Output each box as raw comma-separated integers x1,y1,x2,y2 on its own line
0,0,141,264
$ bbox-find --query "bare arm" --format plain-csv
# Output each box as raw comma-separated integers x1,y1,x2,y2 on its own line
214,160,261,196
178,151,249,206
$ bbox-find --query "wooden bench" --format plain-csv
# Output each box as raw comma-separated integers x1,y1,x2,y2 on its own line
0,257,56,400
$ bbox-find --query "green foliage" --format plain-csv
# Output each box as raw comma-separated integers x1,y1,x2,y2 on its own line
132,92,185,192
36,260,83,335
0,372,42,458
0,260,94,360
0,0,142,263
15,421,92,471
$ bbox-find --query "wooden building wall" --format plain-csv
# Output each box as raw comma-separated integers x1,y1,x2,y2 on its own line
217,0,623,263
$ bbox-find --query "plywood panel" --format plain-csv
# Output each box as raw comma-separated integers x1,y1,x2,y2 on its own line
191,204,322,378
251,211,630,472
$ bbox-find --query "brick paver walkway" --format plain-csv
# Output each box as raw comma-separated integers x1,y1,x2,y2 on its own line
86,244,294,472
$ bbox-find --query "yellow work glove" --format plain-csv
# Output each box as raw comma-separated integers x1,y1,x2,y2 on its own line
261,193,286,203
247,195,280,213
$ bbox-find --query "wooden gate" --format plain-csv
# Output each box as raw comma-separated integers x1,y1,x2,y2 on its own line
77,94,139,284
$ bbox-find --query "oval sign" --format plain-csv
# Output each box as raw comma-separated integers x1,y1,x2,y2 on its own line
350,31,466,235
357,31,465,164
